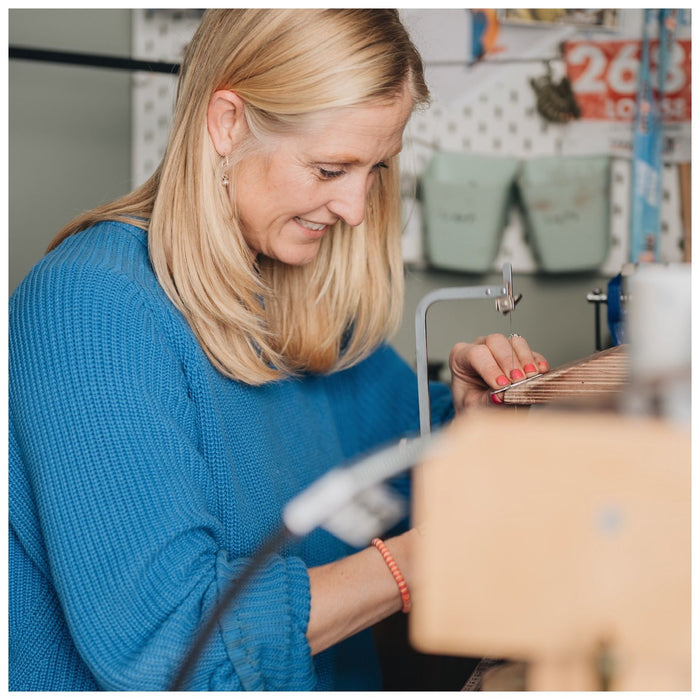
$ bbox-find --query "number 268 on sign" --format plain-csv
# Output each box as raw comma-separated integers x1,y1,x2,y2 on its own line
564,39,691,123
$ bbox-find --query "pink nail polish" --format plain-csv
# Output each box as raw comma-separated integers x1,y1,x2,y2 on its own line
496,375,509,387
491,393,503,405
538,360,549,371
510,369,524,381
523,363,537,374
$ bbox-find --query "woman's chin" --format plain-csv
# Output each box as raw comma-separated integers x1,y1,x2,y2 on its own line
268,241,322,266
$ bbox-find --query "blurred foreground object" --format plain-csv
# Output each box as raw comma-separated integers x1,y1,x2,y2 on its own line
411,411,690,691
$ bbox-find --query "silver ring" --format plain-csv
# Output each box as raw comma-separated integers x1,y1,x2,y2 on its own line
509,333,521,340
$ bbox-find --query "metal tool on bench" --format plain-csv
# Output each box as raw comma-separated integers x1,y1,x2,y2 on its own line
587,263,635,351
415,262,523,437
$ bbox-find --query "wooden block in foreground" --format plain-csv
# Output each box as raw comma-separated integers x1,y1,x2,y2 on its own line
410,411,691,691
502,344,629,405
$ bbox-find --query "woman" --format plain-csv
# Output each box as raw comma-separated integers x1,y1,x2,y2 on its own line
9,9,548,691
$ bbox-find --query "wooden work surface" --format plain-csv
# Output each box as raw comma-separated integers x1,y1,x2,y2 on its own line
410,411,691,691
502,344,629,405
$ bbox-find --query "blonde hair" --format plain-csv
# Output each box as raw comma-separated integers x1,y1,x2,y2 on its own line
49,9,429,384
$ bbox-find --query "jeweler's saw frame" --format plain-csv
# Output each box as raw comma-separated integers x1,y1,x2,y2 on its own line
415,263,520,437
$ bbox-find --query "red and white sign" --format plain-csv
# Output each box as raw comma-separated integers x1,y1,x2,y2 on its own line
564,39,691,123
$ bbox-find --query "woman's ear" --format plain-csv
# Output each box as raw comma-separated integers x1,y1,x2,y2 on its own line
206,89,248,156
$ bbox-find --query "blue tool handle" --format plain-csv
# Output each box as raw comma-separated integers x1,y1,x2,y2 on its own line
607,274,626,346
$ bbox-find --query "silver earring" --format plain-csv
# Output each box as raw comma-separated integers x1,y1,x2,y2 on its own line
221,154,230,187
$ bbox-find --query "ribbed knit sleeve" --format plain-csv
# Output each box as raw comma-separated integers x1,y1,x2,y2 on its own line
9,231,315,690
321,344,454,509
325,344,453,454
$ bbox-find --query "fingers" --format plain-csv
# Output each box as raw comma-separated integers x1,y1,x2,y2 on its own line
471,336,517,388
459,342,510,390
449,334,549,412
473,333,547,384
508,334,549,377
532,350,550,375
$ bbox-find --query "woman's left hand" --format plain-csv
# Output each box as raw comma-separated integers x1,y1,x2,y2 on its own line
448,333,549,411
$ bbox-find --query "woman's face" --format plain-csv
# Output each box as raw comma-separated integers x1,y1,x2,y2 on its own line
233,89,413,266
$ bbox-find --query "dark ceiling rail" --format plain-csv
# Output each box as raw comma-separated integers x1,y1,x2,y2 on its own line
9,44,566,76
9,45,180,75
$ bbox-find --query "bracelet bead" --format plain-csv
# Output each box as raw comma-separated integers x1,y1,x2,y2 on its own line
371,537,411,614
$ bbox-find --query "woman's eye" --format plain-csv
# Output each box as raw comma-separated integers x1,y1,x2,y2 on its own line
318,167,345,180
316,162,388,180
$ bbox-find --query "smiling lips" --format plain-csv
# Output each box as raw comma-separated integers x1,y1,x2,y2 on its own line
294,216,332,235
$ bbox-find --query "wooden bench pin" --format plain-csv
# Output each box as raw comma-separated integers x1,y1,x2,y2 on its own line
490,344,630,406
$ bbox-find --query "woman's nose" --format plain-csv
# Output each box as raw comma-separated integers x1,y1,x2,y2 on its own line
327,175,371,228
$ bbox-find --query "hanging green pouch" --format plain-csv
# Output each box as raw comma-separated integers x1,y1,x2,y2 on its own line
421,152,519,273
518,155,611,272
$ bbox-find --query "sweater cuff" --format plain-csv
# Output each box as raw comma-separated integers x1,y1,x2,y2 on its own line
214,551,316,691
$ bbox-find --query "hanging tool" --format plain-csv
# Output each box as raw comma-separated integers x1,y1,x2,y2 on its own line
530,59,582,124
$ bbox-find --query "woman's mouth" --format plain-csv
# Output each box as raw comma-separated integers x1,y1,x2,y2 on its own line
294,216,329,232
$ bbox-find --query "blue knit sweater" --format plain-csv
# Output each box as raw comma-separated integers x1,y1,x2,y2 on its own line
9,221,454,691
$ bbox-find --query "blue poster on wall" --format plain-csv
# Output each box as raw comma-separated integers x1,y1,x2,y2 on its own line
629,9,677,263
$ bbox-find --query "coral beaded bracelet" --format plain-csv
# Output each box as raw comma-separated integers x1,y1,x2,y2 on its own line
371,537,411,614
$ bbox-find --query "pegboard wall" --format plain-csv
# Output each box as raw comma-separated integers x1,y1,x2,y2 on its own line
130,9,687,276
399,60,685,275
130,9,201,187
